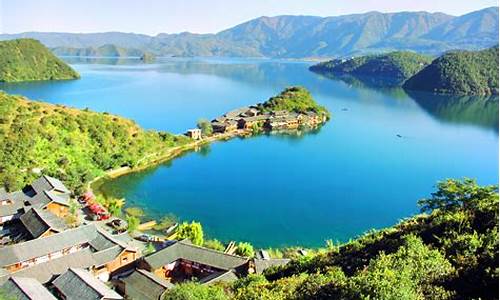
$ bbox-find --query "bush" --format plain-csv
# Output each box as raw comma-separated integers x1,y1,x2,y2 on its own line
162,282,228,300
235,242,255,257
177,222,204,246
204,239,225,251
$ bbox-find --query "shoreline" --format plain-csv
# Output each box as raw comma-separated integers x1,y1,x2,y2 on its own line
88,129,248,192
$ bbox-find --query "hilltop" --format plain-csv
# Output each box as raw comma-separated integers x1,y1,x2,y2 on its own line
403,46,499,95
258,86,330,118
310,51,432,85
0,7,497,58
0,39,79,82
0,92,190,193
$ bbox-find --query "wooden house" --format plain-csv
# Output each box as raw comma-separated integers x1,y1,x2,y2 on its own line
52,268,123,300
0,224,138,283
19,208,67,239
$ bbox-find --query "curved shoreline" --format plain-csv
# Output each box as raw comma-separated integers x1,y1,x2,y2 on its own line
88,129,248,192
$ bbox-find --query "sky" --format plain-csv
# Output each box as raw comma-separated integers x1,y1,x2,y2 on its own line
0,0,498,35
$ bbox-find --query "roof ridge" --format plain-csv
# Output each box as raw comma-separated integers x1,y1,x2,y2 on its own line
177,240,248,260
95,226,132,250
68,268,110,297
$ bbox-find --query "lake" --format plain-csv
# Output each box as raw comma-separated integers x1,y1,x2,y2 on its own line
1,57,498,248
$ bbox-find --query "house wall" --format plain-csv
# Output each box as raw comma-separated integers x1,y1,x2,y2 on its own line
3,244,86,272
105,250,138,273
46,202,68,217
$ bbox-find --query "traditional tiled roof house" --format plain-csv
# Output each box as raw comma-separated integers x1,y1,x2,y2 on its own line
0,224,138,283
52,268,123,300
0,276,57,300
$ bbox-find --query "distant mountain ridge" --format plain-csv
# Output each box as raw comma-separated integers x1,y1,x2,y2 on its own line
0,7,497,58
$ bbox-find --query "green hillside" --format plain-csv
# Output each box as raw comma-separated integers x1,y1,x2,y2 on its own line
403,46,499,95
310,51,433,85
0,39,79,82
0,92,189,193
163,178,498,300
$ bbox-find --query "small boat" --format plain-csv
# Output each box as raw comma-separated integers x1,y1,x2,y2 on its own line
164,223,178,235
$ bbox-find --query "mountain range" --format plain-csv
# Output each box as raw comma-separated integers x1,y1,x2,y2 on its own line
0,7,497,58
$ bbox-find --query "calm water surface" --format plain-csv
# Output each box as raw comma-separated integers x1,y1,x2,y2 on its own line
1,57,498,247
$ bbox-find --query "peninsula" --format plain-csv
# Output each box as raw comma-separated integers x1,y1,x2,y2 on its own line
0,39,79,82
311,46,499,95
309,51,432,86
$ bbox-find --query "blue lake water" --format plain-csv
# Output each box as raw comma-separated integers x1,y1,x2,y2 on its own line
1,57,498,248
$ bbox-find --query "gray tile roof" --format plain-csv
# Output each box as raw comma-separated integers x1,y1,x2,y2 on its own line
53,268,122,300
199,270,239,284
0,248,97,284
0,276,57,300
0,188,7,199
92,245,124,267
20,208,67,239
0,224,132,268
0,224,97,267
122,269,173,300
31,176,70,194
0,191,28,218
143,240,249,271
253,258,290,274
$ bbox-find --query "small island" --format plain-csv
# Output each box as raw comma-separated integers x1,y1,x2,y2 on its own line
0,39,79,82
193,87,330,138
140,52,156,63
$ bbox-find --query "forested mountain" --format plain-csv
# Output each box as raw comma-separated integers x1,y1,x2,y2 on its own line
0,39,79,82
0,7,497,58
310,51,432,85
403,46,499,95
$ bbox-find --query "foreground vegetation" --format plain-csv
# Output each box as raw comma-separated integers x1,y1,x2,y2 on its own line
310,51,432,85
162,178,498,300
404,46,499,95
0,92,190,193
0,39,79,82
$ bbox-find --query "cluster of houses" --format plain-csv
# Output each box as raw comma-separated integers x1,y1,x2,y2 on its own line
212,106,326,134
186,106,326,139
0,176,290,299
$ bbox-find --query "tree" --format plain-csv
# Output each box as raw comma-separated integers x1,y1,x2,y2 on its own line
418,178,498,213
162,282,228,300
235,242,255,257
197,119,213,137
204,239,225,251
177,222,204,246
144,243,156,255
126,215,140,233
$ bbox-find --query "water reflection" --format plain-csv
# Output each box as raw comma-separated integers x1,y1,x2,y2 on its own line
407,91,499,132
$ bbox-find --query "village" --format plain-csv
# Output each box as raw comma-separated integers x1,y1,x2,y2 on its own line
0,96,329,299
0,175,291,299
186,104,328,140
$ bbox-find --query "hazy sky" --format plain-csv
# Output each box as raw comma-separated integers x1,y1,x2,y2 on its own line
1,0,498,35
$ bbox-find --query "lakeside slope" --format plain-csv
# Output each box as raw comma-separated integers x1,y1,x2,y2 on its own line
0,39,79,82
